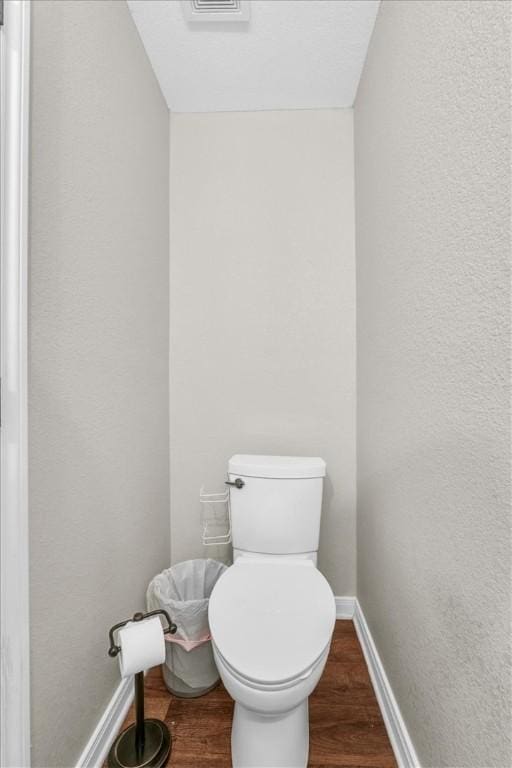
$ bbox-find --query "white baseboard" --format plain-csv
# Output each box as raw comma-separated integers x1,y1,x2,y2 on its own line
352,599,420,768
75,677,133,768
335,595,356,618
77,600,419,768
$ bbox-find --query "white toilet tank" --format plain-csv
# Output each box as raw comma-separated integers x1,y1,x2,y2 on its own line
227,454,326,560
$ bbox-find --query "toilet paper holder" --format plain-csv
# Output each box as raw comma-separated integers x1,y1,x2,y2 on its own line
107,609,178,768
108,609,177,658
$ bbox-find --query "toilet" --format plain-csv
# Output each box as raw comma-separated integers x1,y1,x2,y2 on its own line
208,454,336,768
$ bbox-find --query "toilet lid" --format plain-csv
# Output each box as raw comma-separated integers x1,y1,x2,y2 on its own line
208,560,336,685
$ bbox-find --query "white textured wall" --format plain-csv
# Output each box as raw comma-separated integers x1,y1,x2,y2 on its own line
355,2,511,766
170,110,356,594
29,2,170,765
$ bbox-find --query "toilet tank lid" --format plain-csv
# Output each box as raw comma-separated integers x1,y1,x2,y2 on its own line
228,454,326,479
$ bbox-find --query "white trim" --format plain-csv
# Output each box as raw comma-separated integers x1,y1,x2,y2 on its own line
353,600,421,768
334,596,355,619
75,678,134,768
0,2,31,767
76,598,420,768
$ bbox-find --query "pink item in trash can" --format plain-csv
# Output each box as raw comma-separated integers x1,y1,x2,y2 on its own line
165,633,211,652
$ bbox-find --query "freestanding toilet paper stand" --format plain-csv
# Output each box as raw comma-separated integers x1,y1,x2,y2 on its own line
107,609,177,768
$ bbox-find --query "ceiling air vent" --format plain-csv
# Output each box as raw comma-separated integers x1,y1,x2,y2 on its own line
181,0,250,23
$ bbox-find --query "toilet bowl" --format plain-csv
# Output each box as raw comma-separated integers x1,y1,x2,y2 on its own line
209,557,336,768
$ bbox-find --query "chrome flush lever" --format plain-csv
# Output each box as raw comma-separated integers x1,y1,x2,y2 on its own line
225,478,245,489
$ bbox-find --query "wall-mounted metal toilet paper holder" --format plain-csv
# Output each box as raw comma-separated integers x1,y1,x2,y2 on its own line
107,609,177,768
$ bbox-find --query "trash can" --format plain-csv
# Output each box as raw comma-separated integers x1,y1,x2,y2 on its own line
146,559,227,697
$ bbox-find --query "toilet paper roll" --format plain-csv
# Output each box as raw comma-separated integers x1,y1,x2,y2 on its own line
118,616,165,678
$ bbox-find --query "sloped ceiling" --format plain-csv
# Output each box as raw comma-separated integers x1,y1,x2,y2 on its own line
127,0,380,112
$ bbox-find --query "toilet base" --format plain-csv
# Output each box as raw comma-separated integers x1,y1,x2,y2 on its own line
231,699,309,768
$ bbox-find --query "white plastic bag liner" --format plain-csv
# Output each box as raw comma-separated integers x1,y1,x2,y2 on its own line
163,641,218,694
147,559,227,695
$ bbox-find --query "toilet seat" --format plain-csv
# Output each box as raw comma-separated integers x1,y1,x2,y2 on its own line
208,559,336,687
213,640,330,694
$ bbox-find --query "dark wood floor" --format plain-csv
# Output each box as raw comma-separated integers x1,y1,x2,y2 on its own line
118,620,396,767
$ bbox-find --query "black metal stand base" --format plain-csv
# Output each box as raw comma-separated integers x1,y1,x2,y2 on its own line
107,719,171,768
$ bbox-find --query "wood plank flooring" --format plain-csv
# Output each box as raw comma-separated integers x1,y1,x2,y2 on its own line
117,620,396,768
